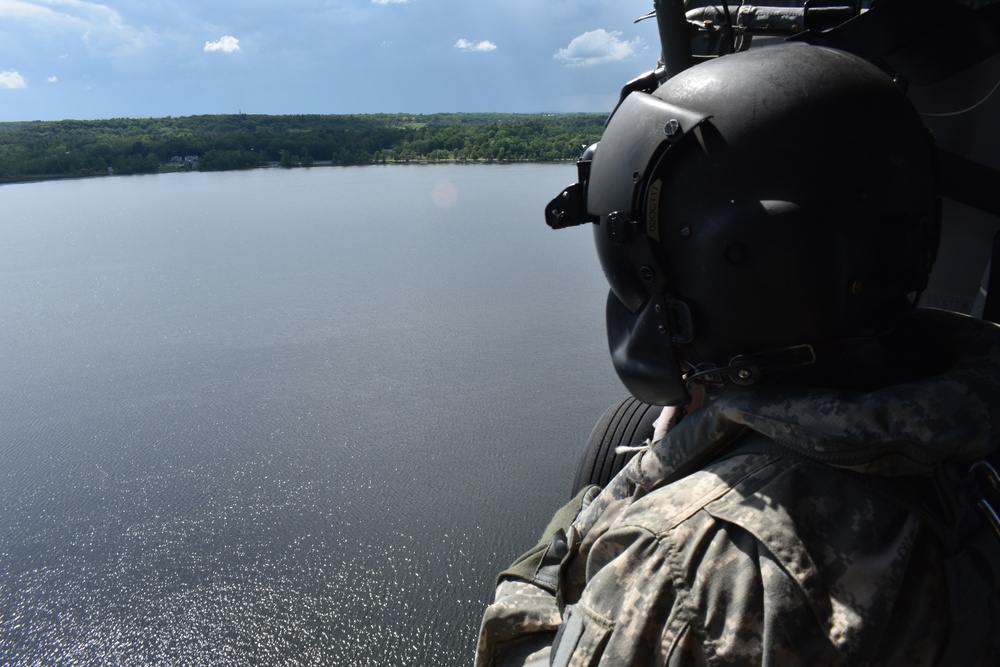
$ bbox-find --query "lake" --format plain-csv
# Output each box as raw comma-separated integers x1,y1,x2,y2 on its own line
0,164,626,665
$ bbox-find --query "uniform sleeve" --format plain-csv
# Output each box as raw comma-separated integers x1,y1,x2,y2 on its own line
475,487,600,667
475,579,559,667
475,486,716,666
476,524,709,667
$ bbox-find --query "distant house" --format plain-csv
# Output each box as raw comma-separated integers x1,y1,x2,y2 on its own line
167,155,200,169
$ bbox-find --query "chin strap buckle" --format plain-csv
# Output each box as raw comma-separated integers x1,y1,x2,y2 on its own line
687,344,818,388
726,344,817,386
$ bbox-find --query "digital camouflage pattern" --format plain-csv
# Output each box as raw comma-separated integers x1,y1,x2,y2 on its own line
477,309,1000,666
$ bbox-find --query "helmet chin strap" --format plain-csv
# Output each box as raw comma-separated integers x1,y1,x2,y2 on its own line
685,344,818,390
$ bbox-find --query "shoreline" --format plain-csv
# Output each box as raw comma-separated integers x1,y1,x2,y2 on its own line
0,158,578,187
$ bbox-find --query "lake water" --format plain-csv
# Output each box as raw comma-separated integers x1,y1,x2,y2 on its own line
0,165,626,665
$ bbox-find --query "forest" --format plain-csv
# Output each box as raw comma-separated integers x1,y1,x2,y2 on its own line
0,112,609,183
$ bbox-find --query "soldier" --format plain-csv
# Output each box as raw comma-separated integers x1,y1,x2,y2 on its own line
477,44,1000,666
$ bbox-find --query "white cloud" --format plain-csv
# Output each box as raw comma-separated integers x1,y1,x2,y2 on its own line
0,70,27,89
455,38,497,53
0,0,58,22
0,0,162,60
47,75,58,83
204,35,240,53
555,29,643,67
371,0,408,4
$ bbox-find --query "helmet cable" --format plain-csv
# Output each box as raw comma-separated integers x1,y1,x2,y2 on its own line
919,74,1000,117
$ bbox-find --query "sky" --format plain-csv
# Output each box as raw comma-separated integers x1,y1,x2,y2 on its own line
0,0,662,122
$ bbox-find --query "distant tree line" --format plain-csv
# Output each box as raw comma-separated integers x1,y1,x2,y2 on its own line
0,113,608,183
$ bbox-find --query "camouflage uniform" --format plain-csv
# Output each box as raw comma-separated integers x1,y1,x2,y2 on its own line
477,309,1000,666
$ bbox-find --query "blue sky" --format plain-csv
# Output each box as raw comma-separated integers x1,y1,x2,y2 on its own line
0,0,660,121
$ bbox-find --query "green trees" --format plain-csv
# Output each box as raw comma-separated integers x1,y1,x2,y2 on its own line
200,148,263,171
112,153,162,175
0,112,608,183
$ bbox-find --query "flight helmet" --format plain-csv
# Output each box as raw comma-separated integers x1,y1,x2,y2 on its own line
555,44,940,405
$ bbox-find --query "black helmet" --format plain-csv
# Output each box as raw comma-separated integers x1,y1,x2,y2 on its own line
550,44,940,406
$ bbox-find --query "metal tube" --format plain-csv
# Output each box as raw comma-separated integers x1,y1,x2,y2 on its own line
654,0,694,78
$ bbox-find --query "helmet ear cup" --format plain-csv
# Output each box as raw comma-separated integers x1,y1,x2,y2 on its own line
606,292,691,406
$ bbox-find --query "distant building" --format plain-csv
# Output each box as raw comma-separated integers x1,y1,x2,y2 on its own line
167,155,200,169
